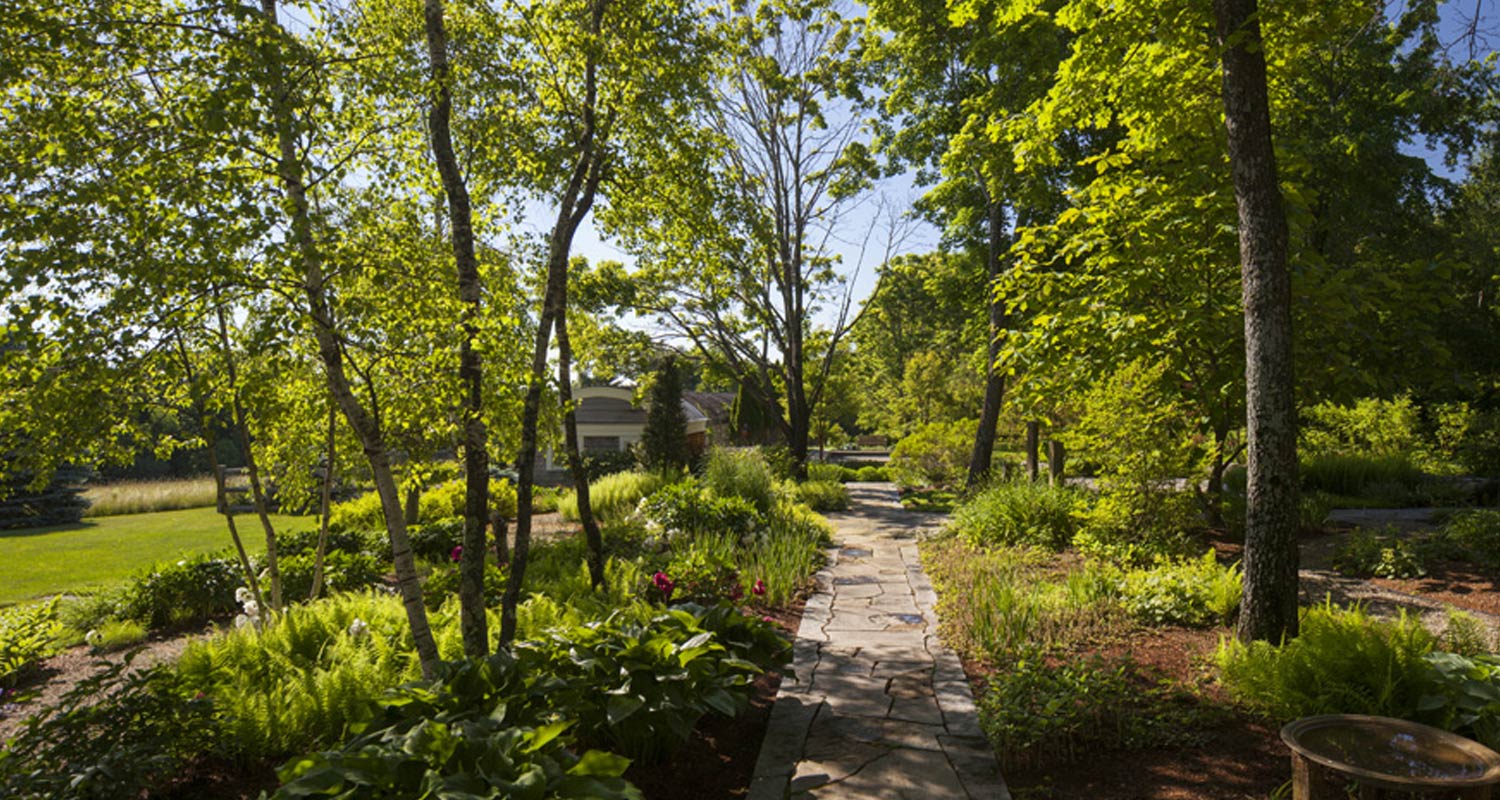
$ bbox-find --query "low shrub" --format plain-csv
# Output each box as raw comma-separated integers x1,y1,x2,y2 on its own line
532,485,562,514
795,480,849,512
0,599,61,687
635,480,763,543
948,479,1081,550
651,541,741,605
269,653,640,800
275,527,377,560
121,554,243,629
889,419,976,490
0,657,217,800
1119,551,1241,628
1436,510,1500,568
854,465,892,482
1216,603,1437,721
702,448,778,514
329,478,517,534
524,605,788,762
1300,453,1423,501
560,471,673,523
1331,527,1427,579
805,463,851,483
279,550,386,599
408,518,465,563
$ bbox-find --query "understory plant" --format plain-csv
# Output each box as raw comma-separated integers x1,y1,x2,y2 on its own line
1119,551,1242,627
794,479,849,512
0,598,61,687
948,478,1082,550
559,471,673,523
1331,527,1428,579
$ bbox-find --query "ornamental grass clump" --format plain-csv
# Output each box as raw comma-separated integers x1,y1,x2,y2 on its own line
948,478,1082,550
559,470,672,523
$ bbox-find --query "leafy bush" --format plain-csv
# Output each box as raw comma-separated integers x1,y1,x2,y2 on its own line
582,449,640,482
889,419,977,489
280,550,386,599
702,448,778,514
1119,551,1241,627
1418,651,1500,750
653,543,741,605
635,480,763,543
408,518,465,563
122,553,244,629
1332,528,1427,579
795,480,849,512
524,605,785,762
329,478,517,533
532,485,562,514
1432,401,1500,476
0,599,61,687
948,479,1081,550
806,463,852,483
1299,453,1423,501
0,657,216,800
276,527,377,560
1216,603,1438,721
270,653,640,800
560,471,672,523
854,465,892,482
1063,360,1207,553
1436,510,1500,568
1300,396,1427,461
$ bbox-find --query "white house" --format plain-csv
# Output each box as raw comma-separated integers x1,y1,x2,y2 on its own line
541,386,715,473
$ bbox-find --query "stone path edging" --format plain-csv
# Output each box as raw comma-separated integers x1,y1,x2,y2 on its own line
750,483,1009,799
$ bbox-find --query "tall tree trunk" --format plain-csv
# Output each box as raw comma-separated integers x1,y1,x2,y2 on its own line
556,307,607,589
501,0,607,646
1215,0,1300,644
404,483,421,527
310,404,336,601
968,200,1008,488
257,0,440,677
424,0,490,659
1024,421,1040,482
213,304,282,613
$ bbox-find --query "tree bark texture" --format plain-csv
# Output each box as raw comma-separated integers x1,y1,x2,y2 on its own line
424,0,491,659
309,404,336,601
258,0,441,677
1024,421,1040,482
968,200,1008,488
500,0,608,645
556,307,607,589
1215,0,1300,644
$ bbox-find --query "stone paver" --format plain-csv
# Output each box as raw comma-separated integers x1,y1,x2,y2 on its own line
751,483,1009,800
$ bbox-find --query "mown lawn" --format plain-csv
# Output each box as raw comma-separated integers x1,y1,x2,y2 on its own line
0,507,316,605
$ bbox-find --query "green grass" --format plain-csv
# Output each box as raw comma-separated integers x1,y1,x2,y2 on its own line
0,507,315,606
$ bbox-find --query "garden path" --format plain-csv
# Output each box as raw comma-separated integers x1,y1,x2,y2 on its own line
749,483,1009,800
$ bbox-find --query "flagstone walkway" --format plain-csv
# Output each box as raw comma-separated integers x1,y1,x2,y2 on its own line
750,483,1010,800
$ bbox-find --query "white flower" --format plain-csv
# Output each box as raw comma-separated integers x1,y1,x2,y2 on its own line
235,587,252,604
234,614,251,629
242,601,259,618
176,560,187,567
348,618,369,638
84,629,101,646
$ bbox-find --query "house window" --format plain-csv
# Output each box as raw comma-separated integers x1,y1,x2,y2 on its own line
583,436,621,453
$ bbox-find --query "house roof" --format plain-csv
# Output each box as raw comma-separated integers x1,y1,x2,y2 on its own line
682,391,735,423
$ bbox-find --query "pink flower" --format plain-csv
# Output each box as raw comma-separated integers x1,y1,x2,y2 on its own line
762,615,775,623
652,571,676,600
752,579,767,596
450,545,463,562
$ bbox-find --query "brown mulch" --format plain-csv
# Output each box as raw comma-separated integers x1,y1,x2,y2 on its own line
1373,560,1500,617
998,626,1290,800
